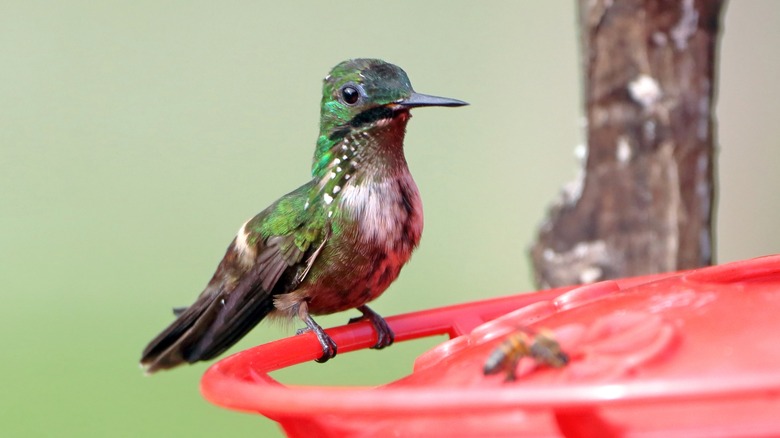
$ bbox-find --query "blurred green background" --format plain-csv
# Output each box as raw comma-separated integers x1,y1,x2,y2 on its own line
2,1,779,436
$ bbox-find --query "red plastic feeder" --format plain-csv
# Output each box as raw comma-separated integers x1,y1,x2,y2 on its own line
201,255,780,437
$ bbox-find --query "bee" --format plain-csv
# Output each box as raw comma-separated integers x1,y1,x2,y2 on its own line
483,328,569,381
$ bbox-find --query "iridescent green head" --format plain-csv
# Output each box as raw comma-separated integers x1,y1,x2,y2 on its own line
318,58,467,140
313,59,467,176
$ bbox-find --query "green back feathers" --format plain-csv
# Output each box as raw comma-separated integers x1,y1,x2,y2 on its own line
243,183,329,262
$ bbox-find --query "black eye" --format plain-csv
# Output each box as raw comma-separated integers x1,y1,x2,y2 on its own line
341,86,359,105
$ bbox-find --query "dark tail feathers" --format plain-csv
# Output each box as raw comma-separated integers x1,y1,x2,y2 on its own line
140,285,274,374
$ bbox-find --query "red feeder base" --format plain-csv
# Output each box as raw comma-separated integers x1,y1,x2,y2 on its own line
201,255,780,437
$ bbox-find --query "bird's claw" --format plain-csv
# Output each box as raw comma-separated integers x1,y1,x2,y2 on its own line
349,305,395,350
300,315,339,363
314,335,338,363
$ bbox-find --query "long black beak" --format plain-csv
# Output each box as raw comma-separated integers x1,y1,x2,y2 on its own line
397,92,468,108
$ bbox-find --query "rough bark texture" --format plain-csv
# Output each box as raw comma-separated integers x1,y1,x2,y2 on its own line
531,0,726,289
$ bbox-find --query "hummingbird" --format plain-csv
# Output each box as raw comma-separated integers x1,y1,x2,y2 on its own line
140,59,467,373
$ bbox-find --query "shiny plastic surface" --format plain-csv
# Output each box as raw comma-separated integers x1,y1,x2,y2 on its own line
201,255,780,437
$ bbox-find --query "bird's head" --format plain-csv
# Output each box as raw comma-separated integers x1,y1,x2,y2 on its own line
312,59,466,178
318,58,466,141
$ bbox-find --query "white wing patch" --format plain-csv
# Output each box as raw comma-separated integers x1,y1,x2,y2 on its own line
234,220,257,267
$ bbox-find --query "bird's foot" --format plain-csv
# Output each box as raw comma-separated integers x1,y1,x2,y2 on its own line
348,305,395,350
298,315,338,363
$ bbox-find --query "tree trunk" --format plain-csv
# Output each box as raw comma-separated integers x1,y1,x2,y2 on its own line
531,0,726,289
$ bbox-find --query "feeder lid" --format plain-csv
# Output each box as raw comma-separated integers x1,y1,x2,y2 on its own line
202,255,780,437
